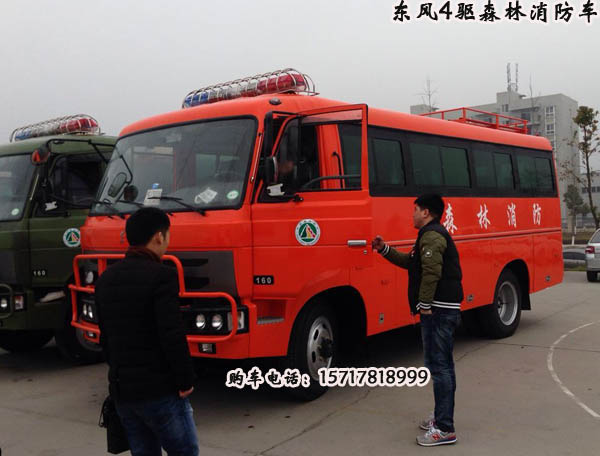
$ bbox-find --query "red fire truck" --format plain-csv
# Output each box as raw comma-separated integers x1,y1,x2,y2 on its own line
70,69,562,399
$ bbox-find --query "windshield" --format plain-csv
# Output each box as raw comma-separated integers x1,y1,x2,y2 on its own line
92,118,256,215
0,154,36,221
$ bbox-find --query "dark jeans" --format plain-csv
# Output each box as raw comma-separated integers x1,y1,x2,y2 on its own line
420,307,461,433
115,394,199,456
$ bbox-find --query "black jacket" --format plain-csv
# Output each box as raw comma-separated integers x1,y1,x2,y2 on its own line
95,250,195,402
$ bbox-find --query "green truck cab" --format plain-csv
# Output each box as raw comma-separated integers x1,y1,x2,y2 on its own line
0,115,116,362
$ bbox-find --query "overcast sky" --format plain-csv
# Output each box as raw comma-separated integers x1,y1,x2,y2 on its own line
1,0,598,160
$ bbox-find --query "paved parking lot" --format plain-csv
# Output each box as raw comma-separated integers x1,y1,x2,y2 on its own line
1,271,599,456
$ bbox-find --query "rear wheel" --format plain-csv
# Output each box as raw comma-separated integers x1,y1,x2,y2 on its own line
0,329,54,353
587,271,598,282
480,270,522,339
282,299,337,401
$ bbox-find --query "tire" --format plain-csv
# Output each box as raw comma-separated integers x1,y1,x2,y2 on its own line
587,271,598,282
0,329,54,353
54,292,103,364
282,299,337,401
480,270,522,339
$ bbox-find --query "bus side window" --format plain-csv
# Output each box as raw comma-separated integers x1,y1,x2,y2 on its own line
535,157,554,192
494,152,515,189
410,141,470,189
516,155,537,192
474,149,496,188
410,143,443,187
369,136,405,192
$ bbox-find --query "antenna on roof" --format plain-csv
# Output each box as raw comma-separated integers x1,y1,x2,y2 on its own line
507,62,519,92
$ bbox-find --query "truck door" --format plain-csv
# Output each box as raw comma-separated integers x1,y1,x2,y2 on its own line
28,152,105,325
252,105,394,334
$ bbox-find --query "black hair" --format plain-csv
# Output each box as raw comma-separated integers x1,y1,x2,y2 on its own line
414,193,445,220
125,207,170,246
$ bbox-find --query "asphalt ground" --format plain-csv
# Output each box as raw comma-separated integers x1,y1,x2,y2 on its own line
1,271,599,456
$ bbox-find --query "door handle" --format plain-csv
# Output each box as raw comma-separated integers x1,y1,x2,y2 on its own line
347,240,367,247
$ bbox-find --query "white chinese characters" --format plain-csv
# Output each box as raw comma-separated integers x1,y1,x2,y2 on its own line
443,203,458,234
477,204,491,229
507,203,517,228
533,203,542,225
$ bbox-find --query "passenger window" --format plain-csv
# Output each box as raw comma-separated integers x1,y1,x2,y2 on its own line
410,143,442,186
371,137,405,187
535,157,553,191
474,149,495,188
441,146,470,187
516,155,537,191
494,153,514,189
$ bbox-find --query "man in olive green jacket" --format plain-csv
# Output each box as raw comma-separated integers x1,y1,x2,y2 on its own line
372,194,463,447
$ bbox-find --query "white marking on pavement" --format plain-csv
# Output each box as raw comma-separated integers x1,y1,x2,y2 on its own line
547,321,600,419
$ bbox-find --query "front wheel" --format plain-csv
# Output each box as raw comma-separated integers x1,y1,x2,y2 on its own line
480,270,522,339
282,299,337,401
587,271,598,282
0,329,54,353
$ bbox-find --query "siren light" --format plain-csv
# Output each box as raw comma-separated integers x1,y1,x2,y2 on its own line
182,68,316,108
10,114,101,142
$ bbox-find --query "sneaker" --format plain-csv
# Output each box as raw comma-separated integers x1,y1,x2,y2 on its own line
419,411,434,431
416,426,457,447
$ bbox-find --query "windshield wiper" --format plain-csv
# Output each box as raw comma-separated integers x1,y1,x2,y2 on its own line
91,200,125,219
148,196,206,216
116,199,144,208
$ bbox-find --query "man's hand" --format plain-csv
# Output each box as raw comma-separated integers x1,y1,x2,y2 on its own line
420,309,432,315
372,235,386,253
179,386,194,398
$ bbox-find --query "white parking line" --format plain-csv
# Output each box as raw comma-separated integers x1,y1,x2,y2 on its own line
547,321,600,419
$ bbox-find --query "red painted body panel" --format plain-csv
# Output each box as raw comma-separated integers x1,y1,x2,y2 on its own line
77,94,562,360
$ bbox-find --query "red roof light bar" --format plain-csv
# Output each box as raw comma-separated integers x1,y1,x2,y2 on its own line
11,114,101,142
182,68,316,109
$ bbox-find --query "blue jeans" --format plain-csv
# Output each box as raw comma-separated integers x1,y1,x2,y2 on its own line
420,307,461,433
115,394,199,456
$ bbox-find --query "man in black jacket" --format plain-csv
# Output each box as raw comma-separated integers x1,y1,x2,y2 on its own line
95,207,198,456
372,194,463,447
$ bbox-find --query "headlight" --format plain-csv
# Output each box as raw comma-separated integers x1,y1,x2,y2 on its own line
195,314,206,329
0,298,8,310
84,271,95,285
211,314,224,330
14,295,25,311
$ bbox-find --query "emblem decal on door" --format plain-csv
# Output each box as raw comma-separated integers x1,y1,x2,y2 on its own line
295,219,321,246
62,228,81,248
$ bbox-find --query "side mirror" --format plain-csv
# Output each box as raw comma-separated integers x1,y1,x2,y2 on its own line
31,145,50,165
265,156,278,185
107,172,128,198
122,184,139,201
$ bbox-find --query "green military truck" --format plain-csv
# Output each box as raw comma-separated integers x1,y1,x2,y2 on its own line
0,115,116,362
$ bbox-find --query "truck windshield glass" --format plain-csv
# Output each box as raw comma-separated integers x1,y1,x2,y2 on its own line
0,154,35,221
92,118,256,215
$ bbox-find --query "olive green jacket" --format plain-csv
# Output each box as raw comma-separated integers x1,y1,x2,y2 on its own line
379,231,448,306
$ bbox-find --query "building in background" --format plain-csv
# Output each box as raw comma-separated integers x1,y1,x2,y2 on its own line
411,67,580,222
